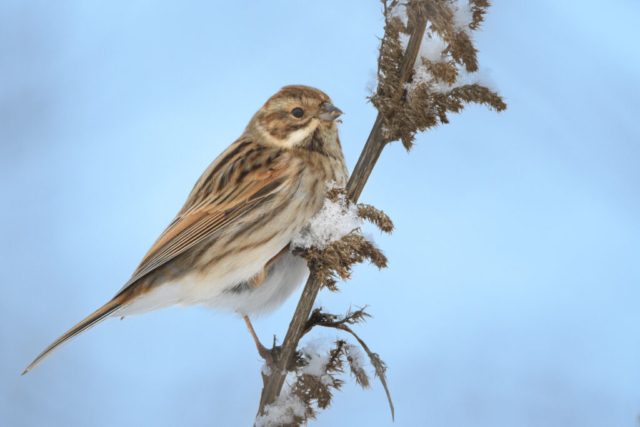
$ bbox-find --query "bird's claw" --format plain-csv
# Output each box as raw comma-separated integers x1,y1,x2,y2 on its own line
257,344,276,371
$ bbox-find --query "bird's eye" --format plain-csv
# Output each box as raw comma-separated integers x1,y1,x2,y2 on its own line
291,108,304,118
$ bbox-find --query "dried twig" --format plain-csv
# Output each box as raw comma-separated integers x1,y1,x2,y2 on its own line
303,306,395,420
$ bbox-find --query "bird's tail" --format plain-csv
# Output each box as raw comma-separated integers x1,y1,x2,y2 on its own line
22,299,122,375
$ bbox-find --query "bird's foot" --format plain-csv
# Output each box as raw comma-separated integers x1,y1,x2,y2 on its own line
256,342,276,372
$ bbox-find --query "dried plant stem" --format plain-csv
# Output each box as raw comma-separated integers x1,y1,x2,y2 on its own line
346,113,386,202
256,12,428,420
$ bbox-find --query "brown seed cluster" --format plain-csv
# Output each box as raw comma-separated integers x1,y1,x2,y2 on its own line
372,0,507,150
293,188,393,292
274,306,393,425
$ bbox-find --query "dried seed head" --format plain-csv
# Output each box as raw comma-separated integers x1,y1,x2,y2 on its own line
372,0,506,151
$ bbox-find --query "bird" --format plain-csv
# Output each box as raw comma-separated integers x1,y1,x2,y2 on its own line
24,85,348,374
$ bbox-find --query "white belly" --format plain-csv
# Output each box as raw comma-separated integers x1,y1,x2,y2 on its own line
117,251,308,318
206,251,309,316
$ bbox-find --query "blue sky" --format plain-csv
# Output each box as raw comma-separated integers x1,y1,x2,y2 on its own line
2,1,639,426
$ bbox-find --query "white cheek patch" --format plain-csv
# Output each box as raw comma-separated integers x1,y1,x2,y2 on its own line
282,124,315,147
259,119,320,148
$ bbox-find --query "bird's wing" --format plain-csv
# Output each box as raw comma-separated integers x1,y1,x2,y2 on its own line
115,139,289,296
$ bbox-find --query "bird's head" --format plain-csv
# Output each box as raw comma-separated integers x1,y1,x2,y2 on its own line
246,85,344,157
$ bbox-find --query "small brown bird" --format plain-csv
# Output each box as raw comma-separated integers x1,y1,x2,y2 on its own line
24,85,348,373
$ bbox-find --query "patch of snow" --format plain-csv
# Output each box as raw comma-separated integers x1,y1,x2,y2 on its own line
418,35,448,63
404,63,435,93
452,0,473,33
255,394,306,427
261,363,272,376
401,31,446,95
399,28,448,66
291,187,362,250
299,340,334,386
388,0,409,23
345,344,366,371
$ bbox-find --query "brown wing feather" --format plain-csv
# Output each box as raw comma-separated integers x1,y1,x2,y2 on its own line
115,139,288,296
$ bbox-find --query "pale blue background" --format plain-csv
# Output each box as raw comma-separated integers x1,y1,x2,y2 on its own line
2,1,639,426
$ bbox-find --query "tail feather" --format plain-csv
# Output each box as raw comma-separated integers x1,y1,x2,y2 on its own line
23,300,122,375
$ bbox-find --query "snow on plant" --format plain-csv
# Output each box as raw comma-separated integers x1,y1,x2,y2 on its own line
293,187,393,291
258,317,392,426
291,184,362,250
255,394,306,427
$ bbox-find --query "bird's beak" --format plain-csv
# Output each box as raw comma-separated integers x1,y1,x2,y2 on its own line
318,102,344,121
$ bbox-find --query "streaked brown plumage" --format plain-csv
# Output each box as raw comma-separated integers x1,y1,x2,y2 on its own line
24,85,348,374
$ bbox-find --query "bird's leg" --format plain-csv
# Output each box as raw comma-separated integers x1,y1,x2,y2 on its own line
244,246,290,368
244,315,275,370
